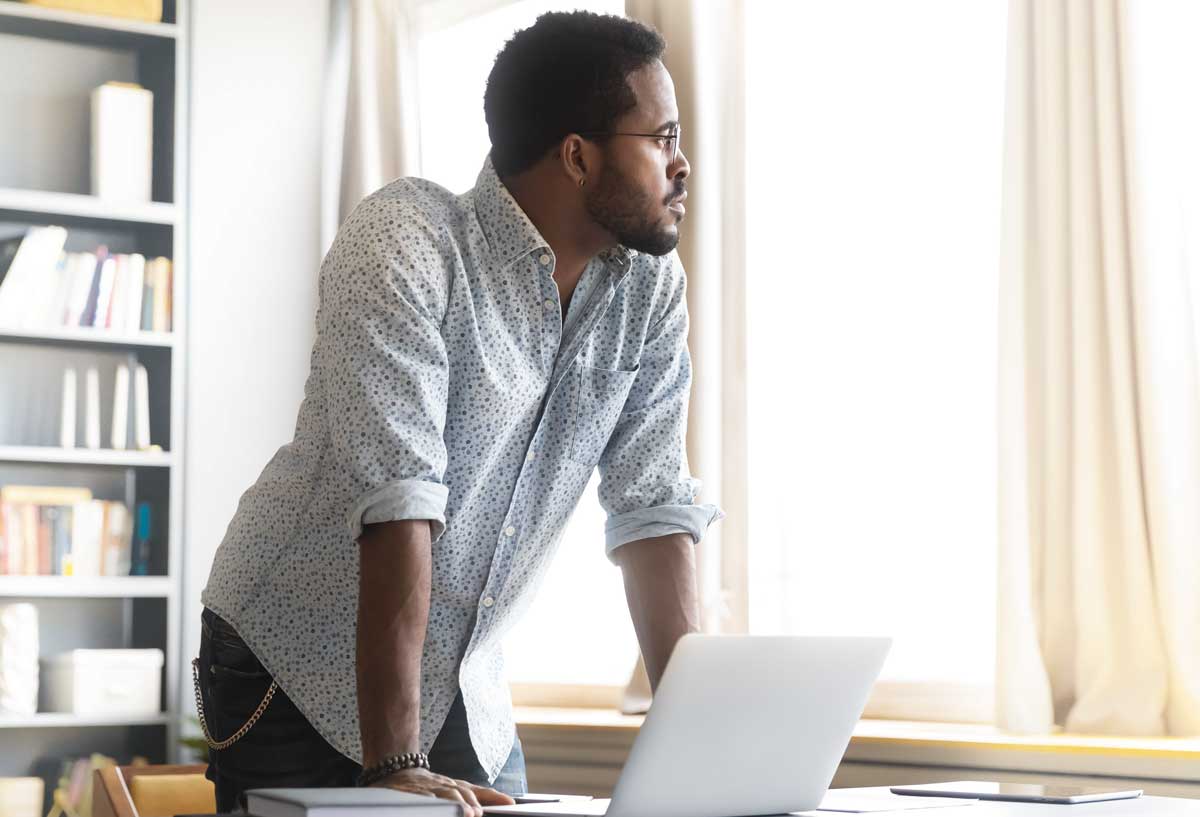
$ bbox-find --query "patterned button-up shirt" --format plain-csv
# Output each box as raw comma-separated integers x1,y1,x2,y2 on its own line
201,157,722,780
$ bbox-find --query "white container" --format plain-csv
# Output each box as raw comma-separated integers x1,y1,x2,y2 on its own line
0,777,43,817
41,648,163,716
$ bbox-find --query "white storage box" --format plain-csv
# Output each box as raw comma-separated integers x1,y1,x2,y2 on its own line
41,649,163,716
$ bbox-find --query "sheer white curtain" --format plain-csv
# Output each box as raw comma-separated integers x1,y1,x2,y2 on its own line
322,0,422,252
620,0,747,713
997,0,1200,735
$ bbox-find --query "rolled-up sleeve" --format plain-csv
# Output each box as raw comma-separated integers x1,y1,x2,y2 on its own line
598,253,724,562
316,194,451,542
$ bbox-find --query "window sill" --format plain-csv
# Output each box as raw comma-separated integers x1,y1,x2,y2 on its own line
514,707,1200,789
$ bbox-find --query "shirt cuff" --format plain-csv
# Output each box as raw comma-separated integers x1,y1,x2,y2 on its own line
347,479,449,542
604,503,725,563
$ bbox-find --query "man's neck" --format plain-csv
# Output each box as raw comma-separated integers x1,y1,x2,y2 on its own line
501,168,614,309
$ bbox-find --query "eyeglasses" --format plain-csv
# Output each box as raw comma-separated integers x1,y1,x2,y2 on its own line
580,124,682,164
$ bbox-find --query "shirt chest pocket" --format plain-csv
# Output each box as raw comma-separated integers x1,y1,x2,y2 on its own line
570,363,638,465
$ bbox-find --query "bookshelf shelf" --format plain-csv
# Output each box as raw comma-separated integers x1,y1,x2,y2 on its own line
0,712,171,729
0,575,172,598
0,445,173,468
0,2,177,48
0,0,188,791
0,188,176,226
0,325,175,350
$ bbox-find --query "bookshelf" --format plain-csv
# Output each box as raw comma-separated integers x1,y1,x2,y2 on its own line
0,325,176,350
0,187,177,225
0,445,174,468
0,575,173,598
0,712,172,728
0,0,188,806
0,1,177,44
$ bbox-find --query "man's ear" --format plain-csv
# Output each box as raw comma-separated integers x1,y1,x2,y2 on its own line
560,135,590,188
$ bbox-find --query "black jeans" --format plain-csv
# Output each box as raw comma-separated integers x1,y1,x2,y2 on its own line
197,608,527,813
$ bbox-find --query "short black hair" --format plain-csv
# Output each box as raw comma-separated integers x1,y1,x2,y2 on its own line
484,11,666,178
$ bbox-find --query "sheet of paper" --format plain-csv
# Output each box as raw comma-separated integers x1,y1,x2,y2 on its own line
795,790,979,813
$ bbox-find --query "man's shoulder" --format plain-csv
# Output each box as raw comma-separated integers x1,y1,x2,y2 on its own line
354,175,468,236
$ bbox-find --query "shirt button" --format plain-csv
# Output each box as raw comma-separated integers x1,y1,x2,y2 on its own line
543,298,555,310
539,253,551,266
525,450,535,462
482,596,495,608
504,526,516,537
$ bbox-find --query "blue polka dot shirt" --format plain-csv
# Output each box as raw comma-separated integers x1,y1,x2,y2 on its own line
201,157,723,780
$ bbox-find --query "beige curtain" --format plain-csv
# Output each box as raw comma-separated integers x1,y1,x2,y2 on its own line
620,0,747,712
322,0,421,252
997,0,1200,735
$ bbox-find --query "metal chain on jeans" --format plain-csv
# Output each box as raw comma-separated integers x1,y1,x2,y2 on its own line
192,657,278,750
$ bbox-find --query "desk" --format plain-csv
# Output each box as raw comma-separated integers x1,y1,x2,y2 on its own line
824,788,1200,816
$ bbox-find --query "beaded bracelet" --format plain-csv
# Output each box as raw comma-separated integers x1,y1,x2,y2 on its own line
357,751,431,787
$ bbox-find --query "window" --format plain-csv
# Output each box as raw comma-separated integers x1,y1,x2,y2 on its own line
414,0,636,694
744,1,1007,722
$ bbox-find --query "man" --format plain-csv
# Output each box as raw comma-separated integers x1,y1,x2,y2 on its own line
197,10,721,816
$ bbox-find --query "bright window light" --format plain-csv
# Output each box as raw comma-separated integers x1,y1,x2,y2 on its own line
744,1,1006,709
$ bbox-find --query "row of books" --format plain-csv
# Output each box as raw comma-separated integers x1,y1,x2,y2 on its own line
0,225,173,334
0,486,151,577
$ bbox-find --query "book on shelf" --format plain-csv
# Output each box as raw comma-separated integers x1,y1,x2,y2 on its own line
0,486,148,578
0,226,173,335
24,0,165,25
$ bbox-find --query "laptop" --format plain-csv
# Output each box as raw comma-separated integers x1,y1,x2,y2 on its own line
485,634,891,817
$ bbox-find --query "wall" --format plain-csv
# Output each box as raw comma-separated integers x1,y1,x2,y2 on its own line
183,0,328,743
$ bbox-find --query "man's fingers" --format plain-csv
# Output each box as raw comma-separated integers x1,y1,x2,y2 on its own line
440,787,479,817
472,784,516,806
457,783,483,811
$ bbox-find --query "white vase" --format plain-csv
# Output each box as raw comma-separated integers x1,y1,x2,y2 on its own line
0,603,39,716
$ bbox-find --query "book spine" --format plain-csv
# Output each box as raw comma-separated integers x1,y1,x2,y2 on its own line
84,367,101,449
21,505,38,576
46,252,73,329
38,506,53,575
80,247,108,327
130,501,151,576
104,254,125,330
93,257,117,330
111,364,130,450
64,252,96,326
163,259,173,331
54,505,73,575
60,367,77,448
1,503,19,574
125,253,146,334
134,364,151,449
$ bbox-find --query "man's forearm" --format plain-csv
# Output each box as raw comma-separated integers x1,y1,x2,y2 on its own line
615,532,700,692
357,519,432,768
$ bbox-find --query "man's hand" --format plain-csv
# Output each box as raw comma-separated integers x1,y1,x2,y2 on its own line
371,767,515,817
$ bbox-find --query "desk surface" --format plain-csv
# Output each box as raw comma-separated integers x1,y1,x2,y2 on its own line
824,788,1200,816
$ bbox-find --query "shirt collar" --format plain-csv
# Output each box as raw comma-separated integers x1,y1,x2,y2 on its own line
472,155,637,274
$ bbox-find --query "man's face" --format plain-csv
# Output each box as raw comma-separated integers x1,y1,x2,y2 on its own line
584,60,690,257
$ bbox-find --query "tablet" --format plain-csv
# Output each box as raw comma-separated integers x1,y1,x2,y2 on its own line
890,781,1143,805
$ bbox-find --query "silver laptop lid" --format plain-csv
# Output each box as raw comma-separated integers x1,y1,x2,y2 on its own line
606,635,891,817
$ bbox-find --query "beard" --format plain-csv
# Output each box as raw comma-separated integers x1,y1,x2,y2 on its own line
584,163,682,257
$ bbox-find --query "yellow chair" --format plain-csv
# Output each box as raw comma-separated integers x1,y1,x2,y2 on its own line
92,764,215,817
